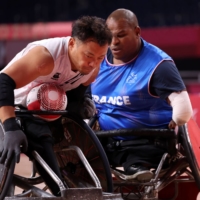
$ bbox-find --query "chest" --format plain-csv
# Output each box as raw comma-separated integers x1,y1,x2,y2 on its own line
35,56,88,91
93,64,152,97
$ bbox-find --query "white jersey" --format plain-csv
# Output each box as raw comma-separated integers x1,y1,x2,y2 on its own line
1,36,94,107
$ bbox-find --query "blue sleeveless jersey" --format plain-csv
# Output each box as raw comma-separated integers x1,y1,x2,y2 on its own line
91,39,173,140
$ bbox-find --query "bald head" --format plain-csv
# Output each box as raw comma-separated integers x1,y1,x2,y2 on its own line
107,8,139,28
106,8,141,64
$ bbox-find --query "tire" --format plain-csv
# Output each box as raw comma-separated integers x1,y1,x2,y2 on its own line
53,114,113,193
0,124,16,200
180,125,200,190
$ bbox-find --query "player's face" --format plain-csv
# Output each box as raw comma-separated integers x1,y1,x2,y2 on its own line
106,18,141,63
69,38,108,75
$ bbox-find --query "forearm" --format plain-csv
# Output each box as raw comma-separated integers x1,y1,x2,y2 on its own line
66,84,88,104
66,84,88,113
0,73,16,122
168,91,193,125
0,106,15,123
66,84,95,119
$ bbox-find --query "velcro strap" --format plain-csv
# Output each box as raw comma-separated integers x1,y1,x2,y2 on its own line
3,117,20,132
115,139,149,147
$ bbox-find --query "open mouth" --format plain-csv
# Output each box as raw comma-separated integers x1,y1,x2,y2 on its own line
111,48,121,54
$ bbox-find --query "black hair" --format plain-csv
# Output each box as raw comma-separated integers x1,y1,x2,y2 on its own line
71,16,112,46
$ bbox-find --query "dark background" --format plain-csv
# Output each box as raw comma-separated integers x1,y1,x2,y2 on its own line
0,0,200,82
1,0,200,27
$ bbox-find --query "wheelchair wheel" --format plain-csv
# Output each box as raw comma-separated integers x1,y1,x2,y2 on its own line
0,161,15,200
53,114,113,193
0,124,16,200
179,124,200,191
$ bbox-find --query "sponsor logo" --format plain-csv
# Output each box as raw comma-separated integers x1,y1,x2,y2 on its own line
126,72,137,84
51,73,61,80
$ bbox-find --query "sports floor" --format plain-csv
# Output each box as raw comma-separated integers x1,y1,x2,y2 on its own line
14,154,46,194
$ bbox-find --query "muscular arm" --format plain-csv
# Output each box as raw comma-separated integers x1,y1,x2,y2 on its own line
0,46,54,122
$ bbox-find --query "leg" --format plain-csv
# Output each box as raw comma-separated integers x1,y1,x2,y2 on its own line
103,137,167,182
31,140,62,196
122,144,167,170
22,116,63,196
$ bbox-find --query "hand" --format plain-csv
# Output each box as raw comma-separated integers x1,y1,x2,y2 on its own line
0,130,28,167
168,120,177,129
80,97,96,119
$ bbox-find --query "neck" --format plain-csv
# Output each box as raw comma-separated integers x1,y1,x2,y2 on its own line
68,46,77,71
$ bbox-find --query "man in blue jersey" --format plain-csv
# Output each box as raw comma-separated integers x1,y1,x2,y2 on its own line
90,9,193,182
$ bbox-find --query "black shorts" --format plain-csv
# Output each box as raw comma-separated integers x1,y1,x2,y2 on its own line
103,137,168,170
21,115,53,142
19,116,62,152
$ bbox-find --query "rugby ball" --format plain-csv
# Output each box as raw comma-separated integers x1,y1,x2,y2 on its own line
26,83,67,121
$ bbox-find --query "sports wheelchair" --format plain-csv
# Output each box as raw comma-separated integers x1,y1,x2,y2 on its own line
88,116,200,200
0,110,122,200
0,110,200,200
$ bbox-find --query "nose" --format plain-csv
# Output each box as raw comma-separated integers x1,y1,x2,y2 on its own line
89,61,96,69
112,36,119,45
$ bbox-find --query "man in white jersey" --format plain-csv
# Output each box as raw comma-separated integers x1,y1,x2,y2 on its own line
89,9,193,182
0,16,112,196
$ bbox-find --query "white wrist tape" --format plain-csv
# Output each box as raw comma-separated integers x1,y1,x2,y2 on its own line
168,91,193,125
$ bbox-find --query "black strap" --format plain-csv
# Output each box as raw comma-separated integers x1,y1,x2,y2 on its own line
116,139,149,147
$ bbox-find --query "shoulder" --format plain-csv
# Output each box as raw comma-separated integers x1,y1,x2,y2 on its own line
150,60,186,99
142,39,171,60
153,60,184,82
154,60,180,76
28,37,70,61
21,46,54,76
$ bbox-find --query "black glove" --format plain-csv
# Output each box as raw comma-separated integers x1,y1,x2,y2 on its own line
79,96,96,119
0,118,28,167
67,96,96,119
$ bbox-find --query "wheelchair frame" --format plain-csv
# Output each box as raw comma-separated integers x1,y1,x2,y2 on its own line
0,110,121,200
0,110,200,200
88,117,200,200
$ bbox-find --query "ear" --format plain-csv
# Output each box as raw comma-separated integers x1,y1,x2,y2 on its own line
135,26,141,37
68,37,75,49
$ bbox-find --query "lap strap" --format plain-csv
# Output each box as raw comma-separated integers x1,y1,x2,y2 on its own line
116,139,149,147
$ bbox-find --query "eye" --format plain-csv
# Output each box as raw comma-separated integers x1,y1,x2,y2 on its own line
98,56,105,61
117,34,126,38
85,54,92,58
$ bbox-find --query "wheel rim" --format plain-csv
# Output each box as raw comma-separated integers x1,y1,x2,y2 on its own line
53,117,110,191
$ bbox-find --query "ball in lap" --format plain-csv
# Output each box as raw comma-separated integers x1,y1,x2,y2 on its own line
26,83,67,121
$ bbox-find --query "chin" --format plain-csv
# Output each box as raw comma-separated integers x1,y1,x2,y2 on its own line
80,68,93,75
112,52,122,59
80,70,89,75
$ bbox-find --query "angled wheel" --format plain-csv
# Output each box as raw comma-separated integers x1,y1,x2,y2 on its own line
179,122,200,190
0,124,16,200
53,114,113,193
